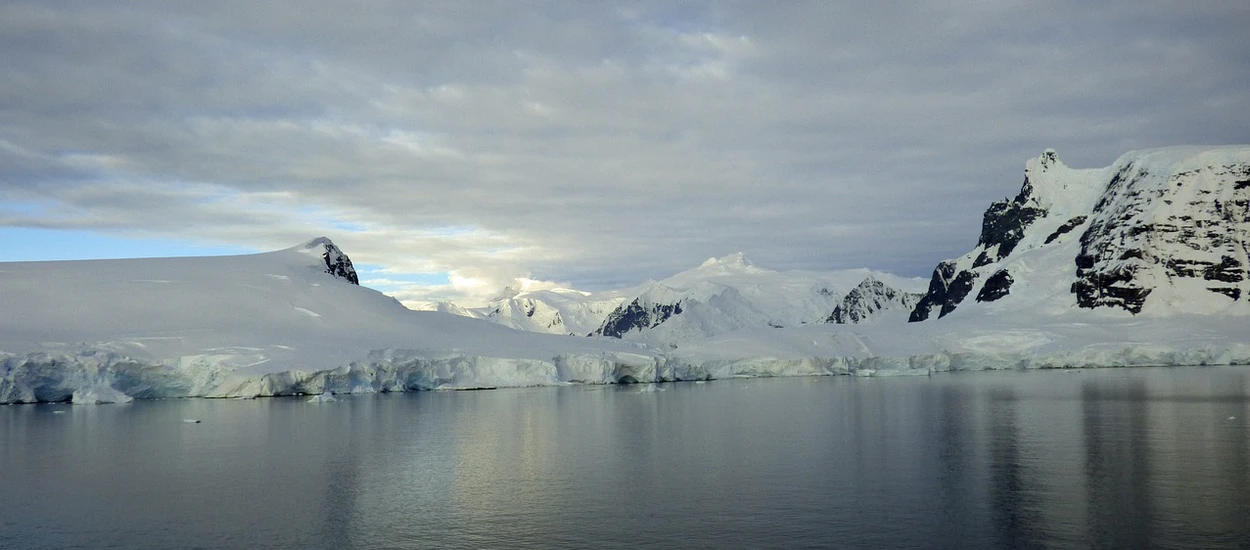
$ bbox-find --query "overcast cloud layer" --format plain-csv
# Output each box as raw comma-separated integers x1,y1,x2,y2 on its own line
2,1,1248,306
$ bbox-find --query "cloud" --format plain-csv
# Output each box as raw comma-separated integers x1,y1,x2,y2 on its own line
1,1,1248,306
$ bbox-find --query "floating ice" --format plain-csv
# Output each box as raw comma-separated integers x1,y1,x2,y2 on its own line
71,386,133,405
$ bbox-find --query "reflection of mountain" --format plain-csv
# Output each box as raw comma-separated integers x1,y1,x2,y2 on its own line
1081,379,1155,547
986,387,1044,547
321,401,363,548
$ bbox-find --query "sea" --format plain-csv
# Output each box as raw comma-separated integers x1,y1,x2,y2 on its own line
3,366,1249,549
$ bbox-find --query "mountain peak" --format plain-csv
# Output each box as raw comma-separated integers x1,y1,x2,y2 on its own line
699,252,754,269
1026,148,1066,175
295,237,358,285
301,236,336,250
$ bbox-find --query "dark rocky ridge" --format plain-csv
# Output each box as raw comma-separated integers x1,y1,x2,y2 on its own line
313,239,359,285
594,299,683,338
974,185,1047,267
1044,216,1087,245
910,153,1058,321
975,270,1013,303
909,262,977,322
1071,161,1250,313
825,276,921,324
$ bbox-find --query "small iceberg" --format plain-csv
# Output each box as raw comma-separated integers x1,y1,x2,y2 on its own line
308,393,337,403
71,386,134,405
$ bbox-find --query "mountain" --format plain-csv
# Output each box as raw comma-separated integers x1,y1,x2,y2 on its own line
660,146,1250,377
825,276,923,324
480,287,632,336
589,254,924,344
909,146,1250,322
7,146,1250,404
437,252,924,343
0,238,661,403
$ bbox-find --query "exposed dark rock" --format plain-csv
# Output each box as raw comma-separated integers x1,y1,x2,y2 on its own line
942,271,977,316
1070,270,1152,314
1044,216,1088,245
1204,256,1244,283
909,262,955,322
1073,162,1250,314
826,276,920,324
1209,287,1242,300
976,270,1013,303
594,299,683,338
972,250,993,269
909,262,977,321
978,193,1046,263
319,241,359,285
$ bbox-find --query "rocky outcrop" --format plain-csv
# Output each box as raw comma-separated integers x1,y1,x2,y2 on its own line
1071,156,1250,313
297,237,360,285
974,184,1047,267
594,298,683,338
311,238,359,285
1044,215,1087,245
910,152,1063,321
826,276,921,324
909,262,977,321
910,146,1250,320
975,270,1013,303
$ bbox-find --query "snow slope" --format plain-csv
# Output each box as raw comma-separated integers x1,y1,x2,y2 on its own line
909,146,1250,321
824,276,922,325
438,252,924,342
0,238,660,403
4,146,1249,404
591,254,924,346
657,146,1250,377
477,287,635,336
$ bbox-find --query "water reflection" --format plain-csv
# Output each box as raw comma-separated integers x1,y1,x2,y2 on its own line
4,368,1250,549
933,383,983,544
1081,378,1155,547
987,386,1044,548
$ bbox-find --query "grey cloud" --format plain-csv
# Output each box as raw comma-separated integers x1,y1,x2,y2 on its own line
1,1,1248,303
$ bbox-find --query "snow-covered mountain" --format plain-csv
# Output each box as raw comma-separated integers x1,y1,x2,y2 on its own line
588,253,924,344
6,146,1250,405
0,238,661,403
479,287,632,336
658,146,1250,377
439,252,924,342
909,146,1250,322
824,276,922,324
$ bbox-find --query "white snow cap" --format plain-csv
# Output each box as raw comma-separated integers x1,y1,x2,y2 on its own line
1026,148,1066,175
1040,149,1058,168
301,236,336,250
699,252,754,268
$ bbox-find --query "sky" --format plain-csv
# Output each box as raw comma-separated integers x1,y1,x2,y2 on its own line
2,1,1248,307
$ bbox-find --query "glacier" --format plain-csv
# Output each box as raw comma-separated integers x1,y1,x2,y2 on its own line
3,145,1250,404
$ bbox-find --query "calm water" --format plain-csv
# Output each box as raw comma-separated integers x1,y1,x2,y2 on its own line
3,367,1250,549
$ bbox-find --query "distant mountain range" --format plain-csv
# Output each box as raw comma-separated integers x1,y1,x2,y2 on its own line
3,145,1248,403
429,251,925,345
